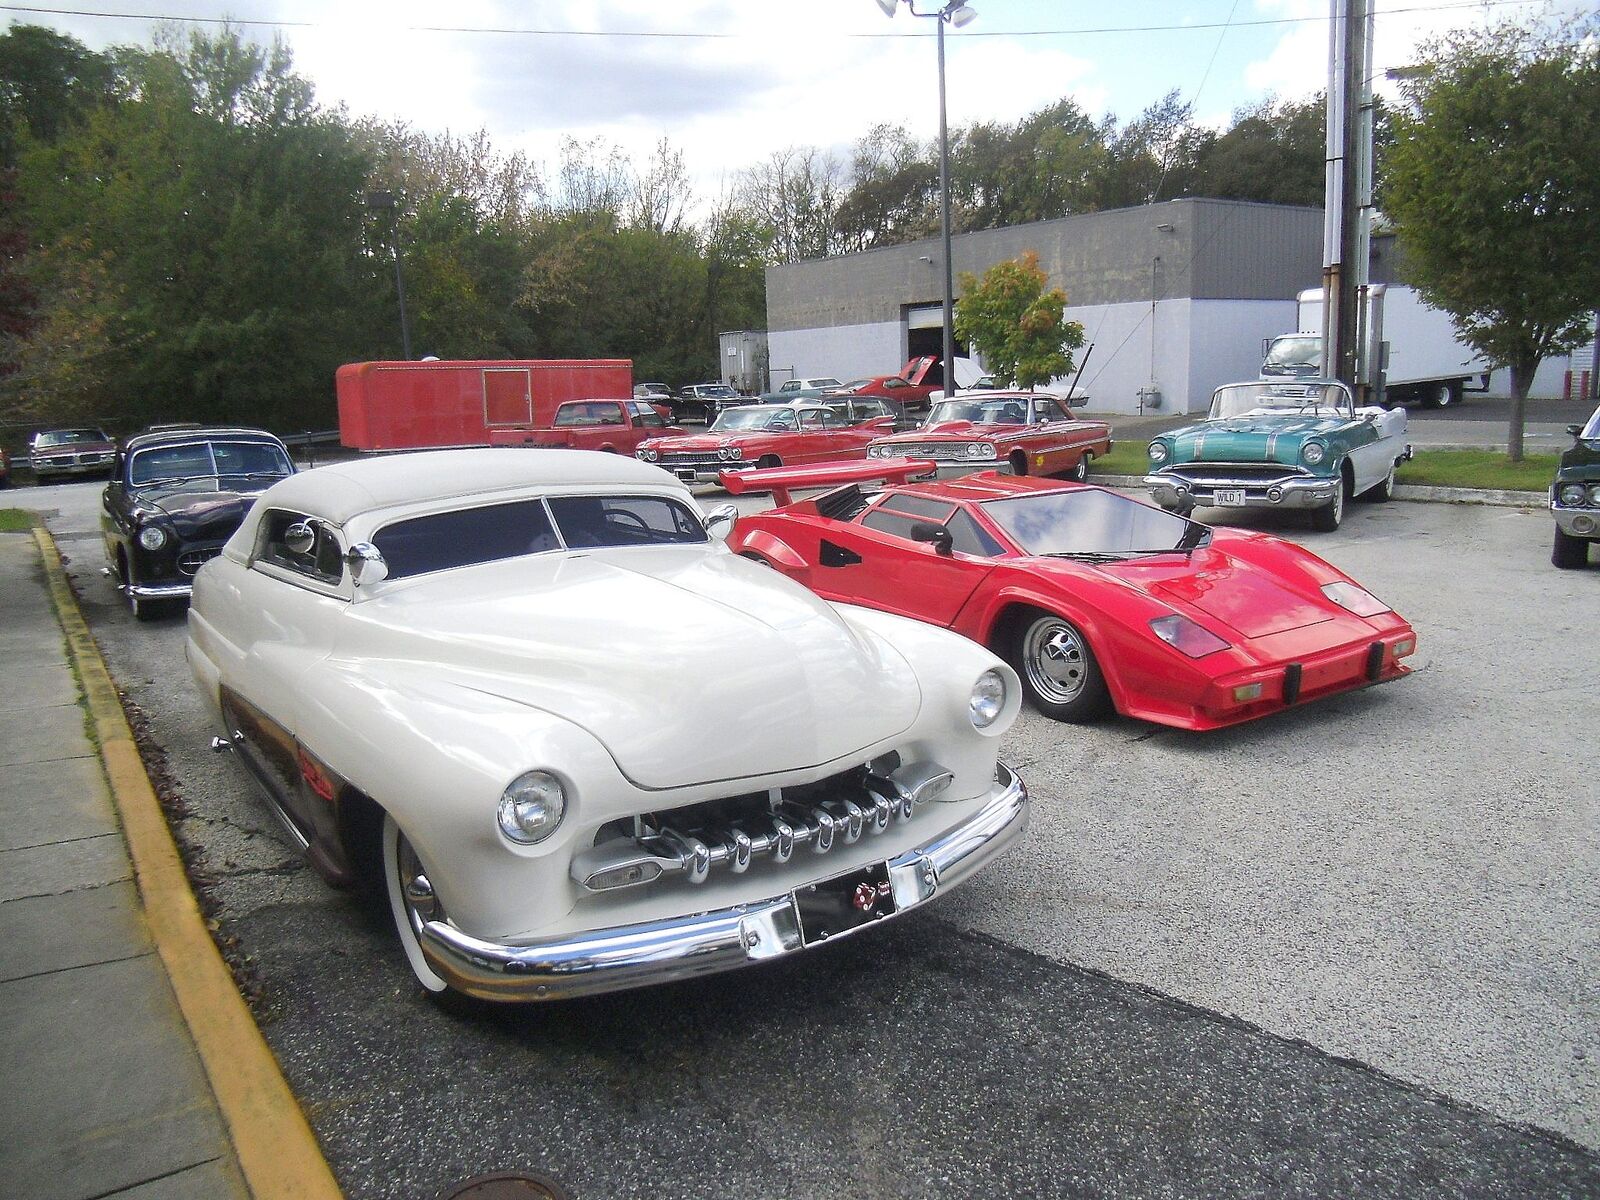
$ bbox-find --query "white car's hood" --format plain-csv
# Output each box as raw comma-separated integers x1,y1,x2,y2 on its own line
344,547,921,789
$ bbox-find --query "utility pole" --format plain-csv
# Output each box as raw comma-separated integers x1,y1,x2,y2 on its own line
1322,0,1373,396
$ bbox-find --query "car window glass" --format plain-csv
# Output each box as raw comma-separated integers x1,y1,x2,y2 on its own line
547,495,709,550
946,509,1006,557
876,494,955,522
258,509,344,585
627,403,666,427
884,378,905,390
212,441,293,477
128,444,214,485
375,498,561,580
800,410,830,429
1034,397,1069,421
984,489,1192,554
770,410,798,430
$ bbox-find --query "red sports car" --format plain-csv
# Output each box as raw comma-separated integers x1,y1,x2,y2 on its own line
637,403,894,484
867,391,1111,481
723,461,1417,731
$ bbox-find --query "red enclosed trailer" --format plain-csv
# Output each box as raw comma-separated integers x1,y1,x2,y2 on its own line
336,359,632,451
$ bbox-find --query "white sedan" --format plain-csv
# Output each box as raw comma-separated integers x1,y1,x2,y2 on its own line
186,449,1028,1002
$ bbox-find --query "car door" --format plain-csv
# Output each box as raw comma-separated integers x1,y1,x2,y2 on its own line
806,494,999,626
1340,413,1389,492
212,508,350,861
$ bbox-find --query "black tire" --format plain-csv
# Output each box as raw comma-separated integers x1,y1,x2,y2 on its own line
1010,451,1029,476
757,455,781,469
1010,611,1111,723
1311,471,1347,531
1069,452,1092,482
1552,526,1590,569
1420,381,1454,409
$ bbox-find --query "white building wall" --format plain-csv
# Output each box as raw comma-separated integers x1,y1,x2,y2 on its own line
1187,299,1303,409
767,322,903,389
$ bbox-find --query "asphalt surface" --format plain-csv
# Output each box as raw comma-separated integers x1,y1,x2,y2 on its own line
16,475,1600,1200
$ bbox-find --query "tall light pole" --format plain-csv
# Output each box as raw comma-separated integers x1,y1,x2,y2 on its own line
876,0,976,392
364,189,413,360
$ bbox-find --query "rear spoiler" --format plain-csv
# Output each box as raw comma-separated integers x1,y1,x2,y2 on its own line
718,458,937,506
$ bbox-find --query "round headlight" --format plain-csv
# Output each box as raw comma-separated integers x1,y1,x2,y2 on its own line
1302,441,1326,465
496,770,566,844
138,525,167,550
1148,441,1168,463
719,446,737,461
966,442,984,458
641,448,658,462
969,669,1007,729
1558,483,1586,506
1587,483,1600,506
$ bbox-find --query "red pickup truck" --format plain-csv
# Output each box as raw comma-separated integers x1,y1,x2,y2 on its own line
488,399,682,455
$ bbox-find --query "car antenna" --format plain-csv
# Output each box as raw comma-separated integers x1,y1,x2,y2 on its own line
1067,343,1094,402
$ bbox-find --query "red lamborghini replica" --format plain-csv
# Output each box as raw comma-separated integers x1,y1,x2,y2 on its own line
722,461,1417,730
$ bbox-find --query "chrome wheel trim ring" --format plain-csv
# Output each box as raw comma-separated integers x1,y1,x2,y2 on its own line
1023,617,1088,704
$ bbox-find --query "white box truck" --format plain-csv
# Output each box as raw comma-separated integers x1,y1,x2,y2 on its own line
1261,285,1491,408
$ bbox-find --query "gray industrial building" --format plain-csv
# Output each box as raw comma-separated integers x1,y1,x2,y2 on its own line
765,196,1590,412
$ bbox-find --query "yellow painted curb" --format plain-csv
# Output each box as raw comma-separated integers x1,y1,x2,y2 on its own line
33,527,343,1200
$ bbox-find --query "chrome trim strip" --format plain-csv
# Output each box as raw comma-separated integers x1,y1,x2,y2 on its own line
127,581,194,600
415,762,1028,1001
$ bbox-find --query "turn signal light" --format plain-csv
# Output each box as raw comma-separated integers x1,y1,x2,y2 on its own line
1232,683,1264,702
1394,637,1416,657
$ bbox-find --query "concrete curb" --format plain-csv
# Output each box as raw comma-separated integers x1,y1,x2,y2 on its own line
1096,474,1547,509
32,527,343,1200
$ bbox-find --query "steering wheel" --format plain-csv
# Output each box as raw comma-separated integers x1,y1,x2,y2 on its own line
603,510,650,534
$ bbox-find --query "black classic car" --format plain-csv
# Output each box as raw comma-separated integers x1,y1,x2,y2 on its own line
1551,402,1600,569
101,426,295,618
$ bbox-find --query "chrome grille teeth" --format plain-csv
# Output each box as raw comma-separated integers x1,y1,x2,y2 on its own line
570,760,952,893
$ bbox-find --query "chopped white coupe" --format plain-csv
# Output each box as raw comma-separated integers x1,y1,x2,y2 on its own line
187,449,1028,1002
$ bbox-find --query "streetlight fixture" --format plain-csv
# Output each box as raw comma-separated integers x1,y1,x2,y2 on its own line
876,0,976,393
364,189,413,360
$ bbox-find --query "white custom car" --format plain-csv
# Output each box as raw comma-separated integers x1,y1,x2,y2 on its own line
187,449,1028,1002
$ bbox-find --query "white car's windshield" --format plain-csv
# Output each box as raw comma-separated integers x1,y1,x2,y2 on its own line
711,408,792,432
373,493,708,580
1210,382,1352,420
128,440,293,487
983,489,1208,558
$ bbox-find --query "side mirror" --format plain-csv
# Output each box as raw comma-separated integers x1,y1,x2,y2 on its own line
1569,424,1585,438
284,521,317,556
909,521,953,556
704,503,738,540
346,542,388,587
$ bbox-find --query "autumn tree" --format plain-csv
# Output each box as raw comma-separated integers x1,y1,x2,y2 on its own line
954,251,1084,390
1382,14,1600,460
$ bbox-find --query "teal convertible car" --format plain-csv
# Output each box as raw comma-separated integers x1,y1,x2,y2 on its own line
1143,380,1412,532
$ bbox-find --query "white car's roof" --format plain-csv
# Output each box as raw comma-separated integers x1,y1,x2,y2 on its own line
258,447,683,525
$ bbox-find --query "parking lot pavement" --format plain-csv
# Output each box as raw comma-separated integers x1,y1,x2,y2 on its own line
18,477,1600,1198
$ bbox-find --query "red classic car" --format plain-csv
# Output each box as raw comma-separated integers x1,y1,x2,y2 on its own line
830,357,945,413
637,403,894,484
722,462,1417,731
867,391,1111,480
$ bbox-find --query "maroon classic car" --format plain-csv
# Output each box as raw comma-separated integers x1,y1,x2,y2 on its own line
637,403,894,483
29,427,118,481
866,391,1112,480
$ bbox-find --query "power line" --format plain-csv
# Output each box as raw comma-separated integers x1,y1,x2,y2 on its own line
0,0,1549,40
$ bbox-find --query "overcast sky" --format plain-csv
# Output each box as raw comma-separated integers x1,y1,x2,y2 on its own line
4,0,1582,205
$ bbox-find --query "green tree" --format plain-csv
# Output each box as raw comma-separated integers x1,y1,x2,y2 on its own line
8,27,382,431
954,251,1085,390
1382,14,1600,461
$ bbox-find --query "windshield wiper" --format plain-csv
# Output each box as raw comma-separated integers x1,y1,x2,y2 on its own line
1042,550,1136,562
1176,523,1213,552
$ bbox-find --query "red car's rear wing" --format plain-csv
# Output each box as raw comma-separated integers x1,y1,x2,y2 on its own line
718,458,938,506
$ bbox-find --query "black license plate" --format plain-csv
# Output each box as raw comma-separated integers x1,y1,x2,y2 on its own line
795,862,897,946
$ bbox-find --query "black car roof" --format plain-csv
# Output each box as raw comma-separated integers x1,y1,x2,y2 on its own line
121,426,286,454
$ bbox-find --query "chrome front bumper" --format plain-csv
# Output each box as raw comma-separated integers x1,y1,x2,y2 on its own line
128,580,194,600
1144,470,1338,511
1552,504,1600,539
414,762,1028,1001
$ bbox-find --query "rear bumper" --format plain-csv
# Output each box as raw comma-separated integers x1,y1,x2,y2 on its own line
414,762,1028,1001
